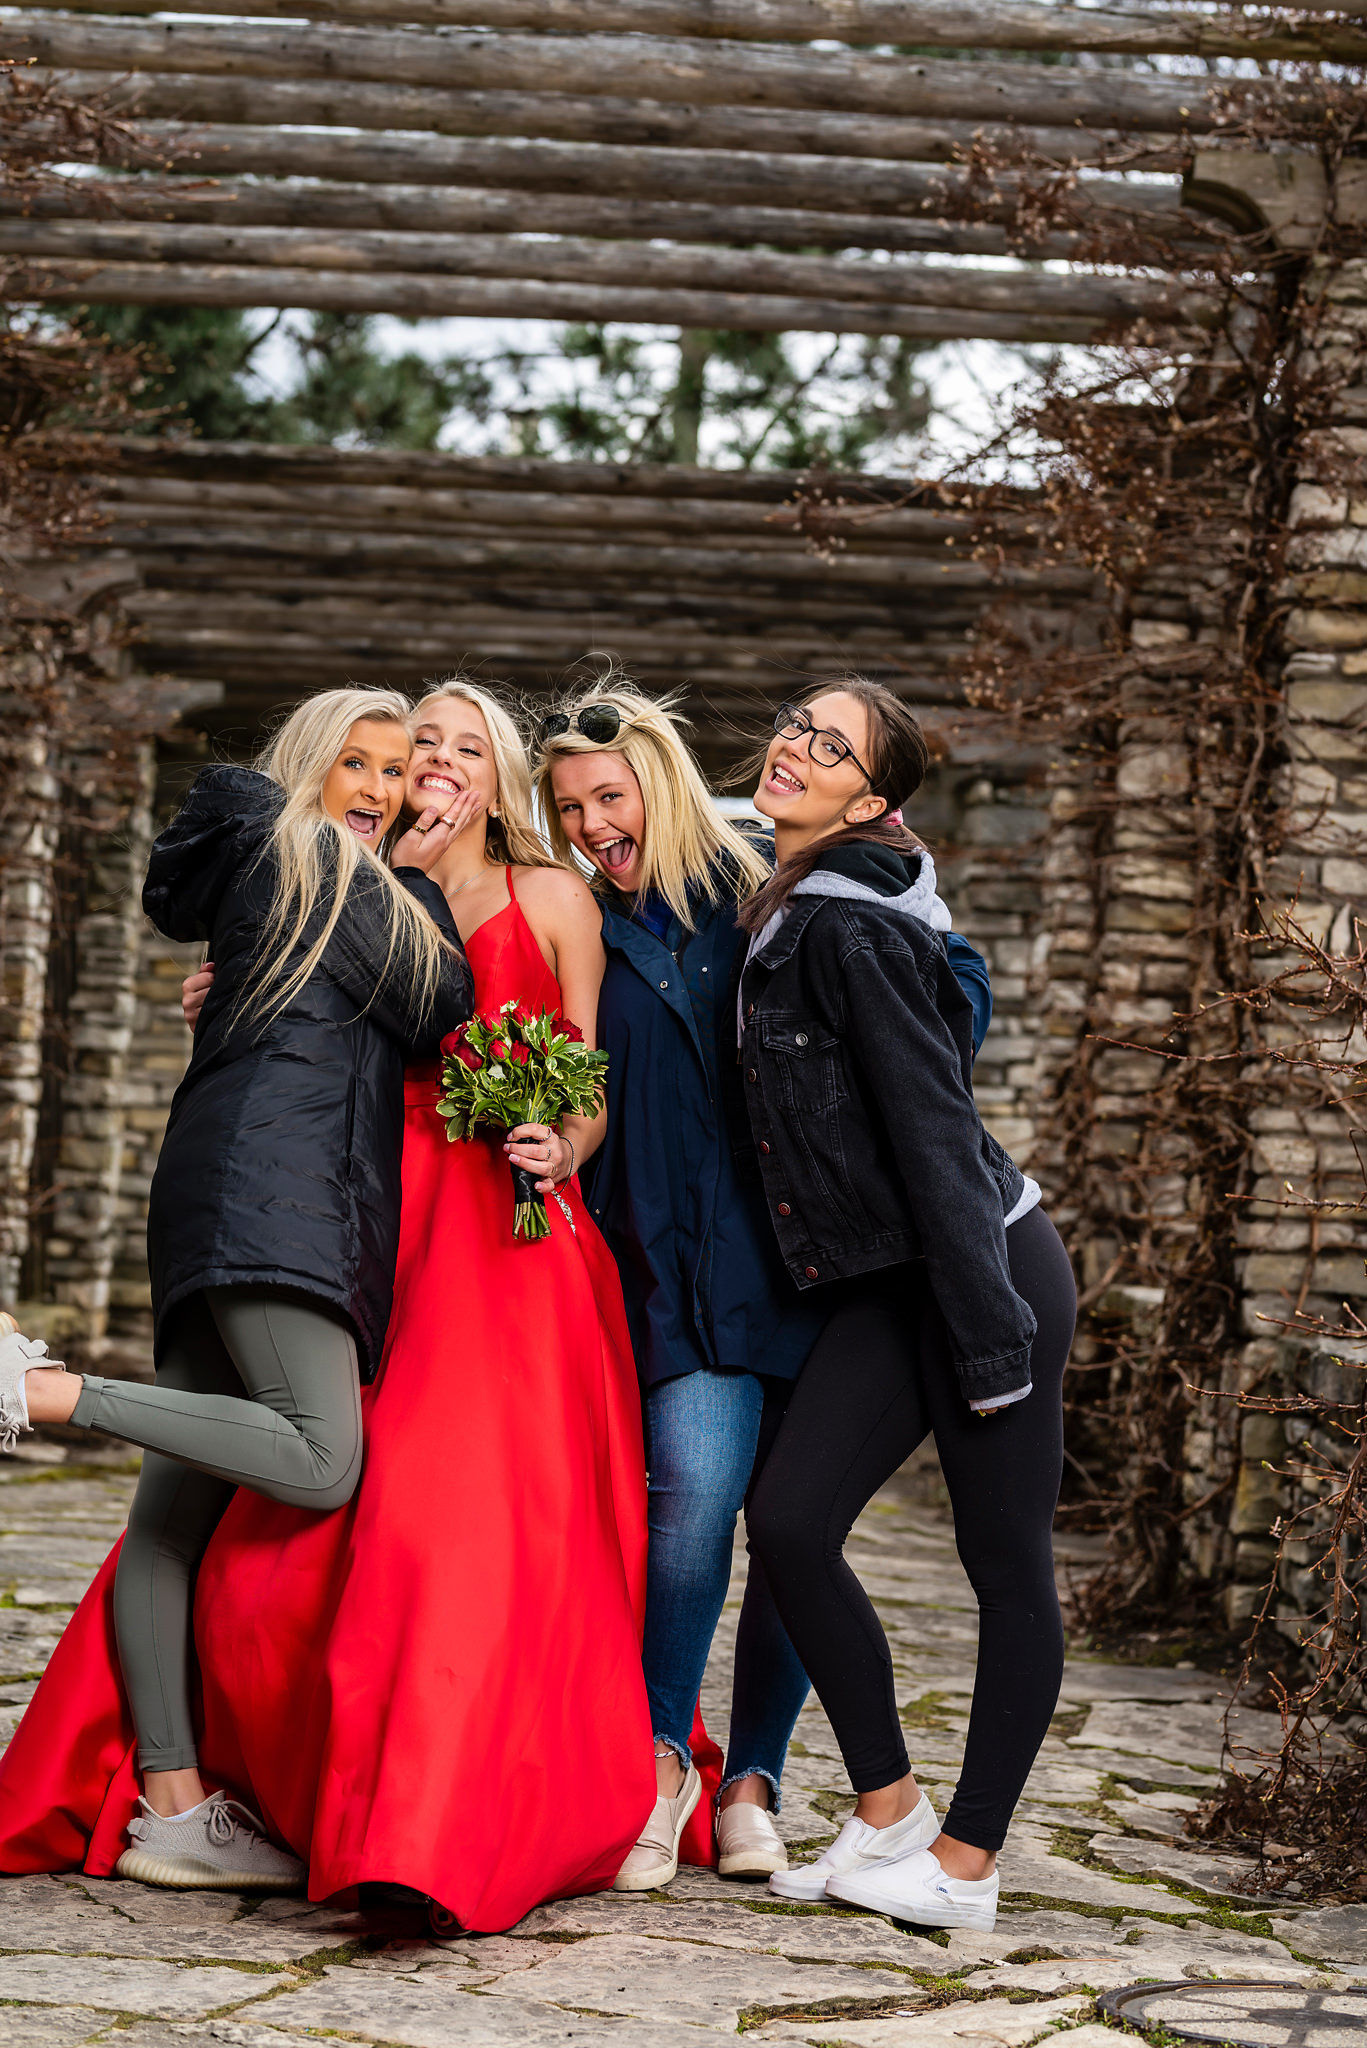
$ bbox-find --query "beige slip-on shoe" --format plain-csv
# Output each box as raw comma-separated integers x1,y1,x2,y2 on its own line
612,1767,702,1892
716,1800,787,1880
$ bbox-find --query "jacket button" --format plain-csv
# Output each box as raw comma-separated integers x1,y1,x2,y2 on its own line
746,1068,757,1083
794,1031,809,1047
804,1265,819,1280
759,1141,770,1155
777,1202,791,1217
659,980,669,990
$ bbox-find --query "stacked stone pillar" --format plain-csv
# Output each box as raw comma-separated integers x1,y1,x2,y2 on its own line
1224,243,1367,1629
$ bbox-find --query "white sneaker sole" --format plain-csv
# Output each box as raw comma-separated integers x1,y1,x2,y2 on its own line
718,1844,787,1881
768,1864,833,1900
115,1846,303,1892
826,1869,997,1929
611,1771,702,1892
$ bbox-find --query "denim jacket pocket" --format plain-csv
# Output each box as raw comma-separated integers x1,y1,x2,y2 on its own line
758,1013,846,1118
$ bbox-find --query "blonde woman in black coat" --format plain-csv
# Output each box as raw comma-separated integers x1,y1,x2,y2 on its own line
0,686,473,1889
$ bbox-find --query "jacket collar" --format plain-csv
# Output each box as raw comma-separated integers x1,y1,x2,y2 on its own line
749,895,824,973
598,892,707,1065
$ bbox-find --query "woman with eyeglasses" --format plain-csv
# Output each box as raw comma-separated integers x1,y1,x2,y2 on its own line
735,678,1076,1933
533,673,996,1894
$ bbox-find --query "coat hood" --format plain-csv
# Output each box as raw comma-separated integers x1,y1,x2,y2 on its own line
142,765,280,945
791,841,953,932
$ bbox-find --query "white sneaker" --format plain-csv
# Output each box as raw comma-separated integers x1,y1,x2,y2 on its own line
768,1792,938,1902
0,1322,67,1453
612,1767,701,1891
115,1793,305,1892
716,1801,787,1880
827,1843,999,1930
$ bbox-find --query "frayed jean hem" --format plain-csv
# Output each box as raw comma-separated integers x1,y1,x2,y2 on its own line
653,1731,692,1770
717,1765,782,1815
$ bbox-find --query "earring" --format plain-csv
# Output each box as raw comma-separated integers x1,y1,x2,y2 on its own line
490,806,500,820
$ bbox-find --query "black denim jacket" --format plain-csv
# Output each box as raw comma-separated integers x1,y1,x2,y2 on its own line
735,866,1037,1406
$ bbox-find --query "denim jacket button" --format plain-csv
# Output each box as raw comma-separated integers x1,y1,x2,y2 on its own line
777,1202,791,1217
746,1068,757,1083
794,1031,809,1047
804,1265,819,1280
759,1141,771,1155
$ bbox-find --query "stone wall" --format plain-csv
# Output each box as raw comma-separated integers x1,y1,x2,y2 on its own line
1224,248,1367,1631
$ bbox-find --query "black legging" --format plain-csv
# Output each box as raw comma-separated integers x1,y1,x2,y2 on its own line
746,1204,1076,1854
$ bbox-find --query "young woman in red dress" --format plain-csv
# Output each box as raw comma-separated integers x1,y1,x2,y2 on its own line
0,678,657,1933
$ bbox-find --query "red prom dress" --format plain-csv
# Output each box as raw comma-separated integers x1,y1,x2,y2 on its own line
0,876,719,1929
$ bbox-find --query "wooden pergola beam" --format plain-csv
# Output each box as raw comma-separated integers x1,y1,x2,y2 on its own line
96,475,978,543
12,256,1177,341
5,19,1259,133
17,0,1367,63
72,123,1187,211
3,176,1206,264
25,68,1176,168
1,221,1213,325
102,516,1097,593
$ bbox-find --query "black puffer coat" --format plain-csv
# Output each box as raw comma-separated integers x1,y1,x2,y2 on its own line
144,765,474,1377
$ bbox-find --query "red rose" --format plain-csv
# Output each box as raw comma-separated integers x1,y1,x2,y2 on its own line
479,1010,504,1034
451,1042,481,1071
559,1018,585,1043
439,1030,463,1056
507,1041,531,1066
489,1039,508,1061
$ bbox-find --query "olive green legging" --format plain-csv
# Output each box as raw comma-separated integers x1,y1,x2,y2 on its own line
70,1287,363,1771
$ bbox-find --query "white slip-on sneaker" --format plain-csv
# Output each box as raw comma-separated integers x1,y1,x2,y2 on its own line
0,1322,67,1453
115,1793,305,1892
716,1801,787,1880
768,1792,938,1902
612,1766,702,1892
827,1843,999,1931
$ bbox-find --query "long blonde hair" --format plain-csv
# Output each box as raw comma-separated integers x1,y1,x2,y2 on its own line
533,670,771,929
410,673,557,872
247,686,451,1026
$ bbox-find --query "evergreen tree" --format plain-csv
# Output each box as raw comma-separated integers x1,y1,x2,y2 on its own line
72,306,934,469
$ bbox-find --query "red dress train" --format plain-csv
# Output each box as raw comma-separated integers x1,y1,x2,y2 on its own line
0,880,719,1929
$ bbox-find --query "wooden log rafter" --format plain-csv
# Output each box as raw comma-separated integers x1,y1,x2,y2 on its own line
3,176,1208,264
94,473,980,541
50,123,1190,217
101,517,1098,592
12,256,1178,340
0,220,1216,324
3,19,1260,132
22,68,1180,169
15,0,1367,63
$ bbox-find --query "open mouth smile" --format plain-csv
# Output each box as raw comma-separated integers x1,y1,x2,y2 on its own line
591,834,637,875
344,807,385,840
766,760,806,797
415,772,462,799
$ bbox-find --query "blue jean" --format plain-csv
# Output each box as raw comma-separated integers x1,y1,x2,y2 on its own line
642,1369,809,1809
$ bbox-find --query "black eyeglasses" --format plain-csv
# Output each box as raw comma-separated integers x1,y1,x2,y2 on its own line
539,703,622,746
774,703,873,781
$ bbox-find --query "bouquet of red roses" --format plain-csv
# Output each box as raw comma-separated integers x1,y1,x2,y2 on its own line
437,999,609,1241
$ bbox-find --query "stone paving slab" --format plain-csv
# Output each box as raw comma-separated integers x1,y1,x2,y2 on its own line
0,1450,1362,2048
0,1952,286,2018
749,1992,1091,2044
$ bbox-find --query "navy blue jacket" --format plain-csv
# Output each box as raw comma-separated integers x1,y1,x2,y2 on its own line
583,862,993,1390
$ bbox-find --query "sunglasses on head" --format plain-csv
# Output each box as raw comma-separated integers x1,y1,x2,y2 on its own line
539,703,622,746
